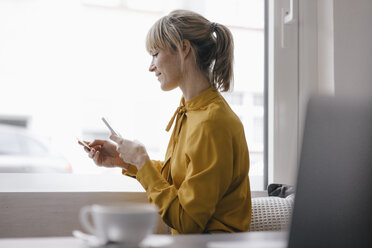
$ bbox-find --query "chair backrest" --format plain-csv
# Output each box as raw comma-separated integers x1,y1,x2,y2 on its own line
249,195,294,231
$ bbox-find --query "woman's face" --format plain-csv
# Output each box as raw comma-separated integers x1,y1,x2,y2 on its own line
149,46,182,91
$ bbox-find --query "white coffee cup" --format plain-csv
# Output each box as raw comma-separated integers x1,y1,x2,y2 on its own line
79,203,158,245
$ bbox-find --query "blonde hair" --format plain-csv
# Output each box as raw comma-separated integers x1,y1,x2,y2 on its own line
146,9,234,92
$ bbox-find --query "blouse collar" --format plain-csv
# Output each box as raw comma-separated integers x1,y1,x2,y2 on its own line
166,87,220,132
182,87,220,111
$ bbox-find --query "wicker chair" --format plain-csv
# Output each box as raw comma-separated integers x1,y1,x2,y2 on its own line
249,194,295,231
157,193,295,233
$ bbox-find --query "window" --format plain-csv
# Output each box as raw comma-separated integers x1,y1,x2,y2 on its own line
0,132,22,155
0,0,265,190
21,135,49,156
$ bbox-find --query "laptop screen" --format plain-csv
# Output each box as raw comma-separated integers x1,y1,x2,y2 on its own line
288,96,372,248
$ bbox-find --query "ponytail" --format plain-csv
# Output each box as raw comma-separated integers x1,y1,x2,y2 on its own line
211,23,234,91
146,10,234,92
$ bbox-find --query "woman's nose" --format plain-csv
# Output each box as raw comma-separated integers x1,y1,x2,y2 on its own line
149,60,155,72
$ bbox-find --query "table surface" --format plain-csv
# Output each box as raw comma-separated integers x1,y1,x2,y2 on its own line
0,231,288,248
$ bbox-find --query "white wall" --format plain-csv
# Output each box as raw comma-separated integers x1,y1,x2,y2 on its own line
317,0,334,95
294,0,371,186
333,0,372,97
316,0,372,97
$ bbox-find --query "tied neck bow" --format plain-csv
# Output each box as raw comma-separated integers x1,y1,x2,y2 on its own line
166,105,186,133
161,105,187,183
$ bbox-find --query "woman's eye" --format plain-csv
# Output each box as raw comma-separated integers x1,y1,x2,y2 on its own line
152,52,158,57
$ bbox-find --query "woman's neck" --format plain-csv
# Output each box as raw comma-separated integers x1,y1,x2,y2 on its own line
179,69,211,102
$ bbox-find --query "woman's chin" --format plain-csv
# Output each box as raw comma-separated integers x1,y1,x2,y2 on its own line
160,83,178,91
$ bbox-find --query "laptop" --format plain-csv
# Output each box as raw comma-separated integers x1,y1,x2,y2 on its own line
288,96,372,248
208,96,371,248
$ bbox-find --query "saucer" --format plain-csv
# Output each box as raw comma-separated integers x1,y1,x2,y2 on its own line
72,230,140,248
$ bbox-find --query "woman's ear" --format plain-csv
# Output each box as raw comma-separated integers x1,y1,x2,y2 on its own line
182,40,191,59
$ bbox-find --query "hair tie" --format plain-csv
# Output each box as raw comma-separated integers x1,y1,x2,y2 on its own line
210,22,217,33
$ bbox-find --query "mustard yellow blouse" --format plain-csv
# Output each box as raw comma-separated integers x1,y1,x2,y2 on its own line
124,87,251,234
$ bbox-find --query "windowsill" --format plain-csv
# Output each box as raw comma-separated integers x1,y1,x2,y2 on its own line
0,173,144,192
0,172,267,194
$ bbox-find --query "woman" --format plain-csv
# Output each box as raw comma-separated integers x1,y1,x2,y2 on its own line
82,9,251,234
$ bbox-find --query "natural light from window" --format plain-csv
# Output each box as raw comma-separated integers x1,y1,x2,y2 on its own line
0,0,264,190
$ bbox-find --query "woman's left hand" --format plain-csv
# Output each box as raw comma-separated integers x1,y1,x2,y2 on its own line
110,134,150,170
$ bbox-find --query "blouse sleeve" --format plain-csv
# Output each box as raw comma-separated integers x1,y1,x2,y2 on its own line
122,160,163,178
136,121,233,233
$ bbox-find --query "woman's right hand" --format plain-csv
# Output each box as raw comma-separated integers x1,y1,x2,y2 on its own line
79,139,130,170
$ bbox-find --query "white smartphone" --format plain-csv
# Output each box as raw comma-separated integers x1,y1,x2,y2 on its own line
76,137,92,151
101,117,119,136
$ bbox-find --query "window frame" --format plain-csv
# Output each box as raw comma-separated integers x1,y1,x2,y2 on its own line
266,0,319,187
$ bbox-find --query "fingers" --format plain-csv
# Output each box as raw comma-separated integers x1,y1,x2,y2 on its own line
90,139,107,147
77,139,92,151
88,147,96,158
93,150,101,165
88,147,102,166
78,139,106,153
78,139,109,167
81,140,106,156
88,146,101,158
